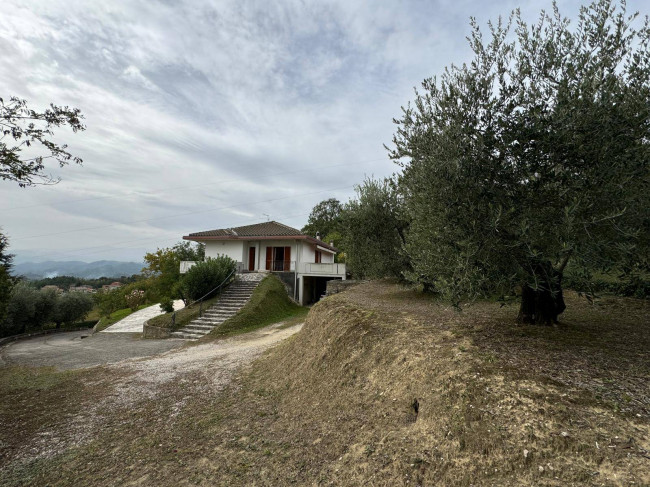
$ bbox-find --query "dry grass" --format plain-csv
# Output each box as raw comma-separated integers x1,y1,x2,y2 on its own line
0,280,648,486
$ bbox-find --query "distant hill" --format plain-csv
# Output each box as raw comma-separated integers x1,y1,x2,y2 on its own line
13,260,143,279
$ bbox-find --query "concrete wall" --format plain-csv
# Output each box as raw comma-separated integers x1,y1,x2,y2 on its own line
204,241,246,263
301,242,335,264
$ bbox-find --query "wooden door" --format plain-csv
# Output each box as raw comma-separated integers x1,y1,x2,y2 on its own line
248,247,256,271
265,247,272,270
284,246,291,271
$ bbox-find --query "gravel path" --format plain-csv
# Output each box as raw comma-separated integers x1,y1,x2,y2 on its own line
1,321,304,465
0,331,186,369
102,300,185,333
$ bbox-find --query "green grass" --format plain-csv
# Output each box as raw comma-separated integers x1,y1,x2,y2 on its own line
208,275,308,338
95,305,148,332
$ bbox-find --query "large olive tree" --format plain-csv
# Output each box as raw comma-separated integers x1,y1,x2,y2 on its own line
390,0,649,323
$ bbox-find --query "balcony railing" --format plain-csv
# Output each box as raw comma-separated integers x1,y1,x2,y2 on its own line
299,262,346,276
266,260,295,272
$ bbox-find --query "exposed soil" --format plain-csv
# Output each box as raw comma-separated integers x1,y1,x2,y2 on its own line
0,281,648,486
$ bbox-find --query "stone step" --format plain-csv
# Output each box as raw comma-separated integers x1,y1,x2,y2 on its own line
171,331,204,339
193,319,226,326
184,324,215,331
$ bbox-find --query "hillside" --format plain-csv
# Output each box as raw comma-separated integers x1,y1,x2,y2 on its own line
1,280,648,485
13,260,143,279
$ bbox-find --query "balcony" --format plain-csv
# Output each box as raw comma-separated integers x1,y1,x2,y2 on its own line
298,262,346,276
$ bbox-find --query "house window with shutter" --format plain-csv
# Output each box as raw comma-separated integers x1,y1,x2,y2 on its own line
265,246,292,271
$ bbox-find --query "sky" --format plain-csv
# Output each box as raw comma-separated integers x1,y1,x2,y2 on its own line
1,0,645,263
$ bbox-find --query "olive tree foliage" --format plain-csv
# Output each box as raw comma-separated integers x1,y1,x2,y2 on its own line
340,178,409,279
1,97,85,187
52,292,94,328
389,0,650,323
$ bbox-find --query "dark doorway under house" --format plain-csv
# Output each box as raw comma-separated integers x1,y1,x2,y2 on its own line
302,276,341,305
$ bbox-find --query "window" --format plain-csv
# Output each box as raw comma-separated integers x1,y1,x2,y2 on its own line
315,250,322,263
265,246,292,271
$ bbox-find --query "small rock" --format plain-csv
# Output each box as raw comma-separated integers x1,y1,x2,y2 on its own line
523,449,529,458
560,431,569,437
538,466,544,473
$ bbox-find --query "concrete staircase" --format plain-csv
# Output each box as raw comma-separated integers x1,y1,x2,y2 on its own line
171,273,265,340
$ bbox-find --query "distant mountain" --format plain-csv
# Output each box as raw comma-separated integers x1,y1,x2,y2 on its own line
13,260,143,279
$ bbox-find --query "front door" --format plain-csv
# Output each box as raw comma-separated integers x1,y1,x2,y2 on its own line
248,247,256,271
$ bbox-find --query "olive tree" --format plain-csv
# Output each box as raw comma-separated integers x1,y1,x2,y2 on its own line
341,178,409,279
390,1,650,323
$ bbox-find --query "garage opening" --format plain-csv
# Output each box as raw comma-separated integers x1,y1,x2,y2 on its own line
302,276,341,305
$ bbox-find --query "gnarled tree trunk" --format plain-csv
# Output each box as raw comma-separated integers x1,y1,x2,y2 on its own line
517,259,566,325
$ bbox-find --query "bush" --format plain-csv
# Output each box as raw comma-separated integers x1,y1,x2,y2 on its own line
125,289,145,311
180,256,236,302
159,297,174,313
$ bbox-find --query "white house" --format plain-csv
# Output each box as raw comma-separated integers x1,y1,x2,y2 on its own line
181,221,346,305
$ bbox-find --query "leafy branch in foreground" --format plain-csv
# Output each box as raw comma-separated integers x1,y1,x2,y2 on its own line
1,96,86,187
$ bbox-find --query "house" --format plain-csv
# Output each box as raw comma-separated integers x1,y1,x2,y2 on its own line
69,285,95,294
101,282,123,292
181,221,346,305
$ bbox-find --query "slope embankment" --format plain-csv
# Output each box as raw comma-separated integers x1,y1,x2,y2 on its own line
1,280,647,486
193,279,649,485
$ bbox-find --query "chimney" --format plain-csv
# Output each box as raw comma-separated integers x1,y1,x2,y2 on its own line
316,231,320,240
329,241,334,247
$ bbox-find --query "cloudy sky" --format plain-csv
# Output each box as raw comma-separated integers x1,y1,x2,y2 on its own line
1,0,644,263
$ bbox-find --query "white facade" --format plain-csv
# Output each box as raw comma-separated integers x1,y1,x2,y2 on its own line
184,237,344,305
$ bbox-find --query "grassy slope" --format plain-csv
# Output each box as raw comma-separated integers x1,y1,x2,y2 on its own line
1,281,648,486
206,274,308,338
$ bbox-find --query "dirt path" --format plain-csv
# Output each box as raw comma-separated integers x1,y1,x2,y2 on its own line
0,321,303,474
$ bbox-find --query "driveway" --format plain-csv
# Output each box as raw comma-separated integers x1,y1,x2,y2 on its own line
102,300,185,333
0,331,185,369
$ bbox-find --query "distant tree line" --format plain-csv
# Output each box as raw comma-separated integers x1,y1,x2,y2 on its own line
30,275,139,291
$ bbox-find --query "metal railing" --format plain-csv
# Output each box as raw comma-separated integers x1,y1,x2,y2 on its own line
170,268,236,327
266,259,295,272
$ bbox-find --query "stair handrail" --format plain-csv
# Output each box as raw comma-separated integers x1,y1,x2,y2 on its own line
170,268,237,328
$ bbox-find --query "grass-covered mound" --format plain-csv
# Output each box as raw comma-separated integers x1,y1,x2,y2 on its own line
174,280,649,485
207,274,307,338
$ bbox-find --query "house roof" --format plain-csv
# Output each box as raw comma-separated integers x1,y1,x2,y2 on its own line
183,221,338,252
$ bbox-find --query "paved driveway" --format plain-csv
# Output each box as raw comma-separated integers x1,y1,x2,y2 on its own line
102,300,184,333
0,331,185,370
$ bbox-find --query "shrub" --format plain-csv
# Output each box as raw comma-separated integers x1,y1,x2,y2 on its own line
159,297,175,313
125,289,145,311
180,256,236,302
